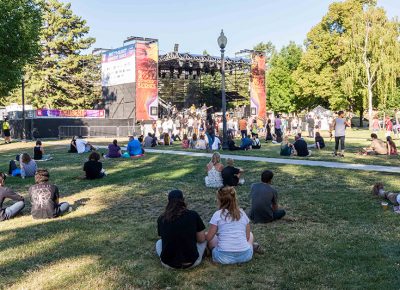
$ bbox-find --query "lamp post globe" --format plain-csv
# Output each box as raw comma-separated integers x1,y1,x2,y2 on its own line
218,29,229,150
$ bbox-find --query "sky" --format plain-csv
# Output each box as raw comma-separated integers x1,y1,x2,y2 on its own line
63,0,400,57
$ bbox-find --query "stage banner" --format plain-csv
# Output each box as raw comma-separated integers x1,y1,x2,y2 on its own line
36,109,105,118
101,44,136,87
135,42,159,121
250,52,266,119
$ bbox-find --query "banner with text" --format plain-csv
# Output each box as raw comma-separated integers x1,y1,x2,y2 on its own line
36,109,105,118
135,42,159,121
250,52,266,119
101,44,136,87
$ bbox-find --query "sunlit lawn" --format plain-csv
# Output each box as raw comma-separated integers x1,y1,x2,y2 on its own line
0,140,399,289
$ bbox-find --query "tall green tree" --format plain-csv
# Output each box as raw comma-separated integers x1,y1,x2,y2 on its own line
0,0,41,100
11,0,100,109
340,4,400,128
294,0,375,116
267,42,303,113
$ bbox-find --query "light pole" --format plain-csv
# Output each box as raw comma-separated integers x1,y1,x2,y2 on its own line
21,75,26,141
218,30,229,150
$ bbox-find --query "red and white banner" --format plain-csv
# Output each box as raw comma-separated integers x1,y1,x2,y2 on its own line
250,52,266,119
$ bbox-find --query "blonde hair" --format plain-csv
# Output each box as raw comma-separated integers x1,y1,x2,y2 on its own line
217,186,241,221
226,158,234,166
211,152,221,165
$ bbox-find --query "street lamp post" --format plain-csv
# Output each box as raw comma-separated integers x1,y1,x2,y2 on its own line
218,30,229,150
21,75,26,141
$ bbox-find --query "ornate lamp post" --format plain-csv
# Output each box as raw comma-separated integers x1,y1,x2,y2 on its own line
218,30,228,150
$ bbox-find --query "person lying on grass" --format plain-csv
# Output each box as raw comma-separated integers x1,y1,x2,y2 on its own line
0,172,25,222
84,152,106,180
249,170,286,223
29,169,70,219
359,133,387,155
206,186,262,265
156,190,207,269
372,183,400,206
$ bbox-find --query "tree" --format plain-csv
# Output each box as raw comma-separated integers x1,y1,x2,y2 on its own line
340,5,400,128
294,0,375,116
267,42,303,113
10,0,100,109
0,0,41,100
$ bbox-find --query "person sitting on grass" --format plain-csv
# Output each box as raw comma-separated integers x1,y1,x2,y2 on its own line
293,134,311,157
181,134,190,149
144,133,154,148
227,136,240,151
156,190,207,269
29,169,70,219
386,136,397,156
249,170,286,223
195,134,208,150
372,183,400,206
221,158,244,186
9,153,37,179
163,133,171,146
0,172,25,222
205,152,224,188
240,135,253,150
76,136,96,154
206,186,261,265
127,135,144,157
190,133,198,149
280,136,293,156
84,152,106,179
68,136,78,153
360,133,387,155
105,139,122,158
252,134,261,149
315,132,325,150
33,140,52,161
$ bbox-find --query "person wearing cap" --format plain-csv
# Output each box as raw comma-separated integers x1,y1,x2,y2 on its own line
156,190,207,269
2,117,11,144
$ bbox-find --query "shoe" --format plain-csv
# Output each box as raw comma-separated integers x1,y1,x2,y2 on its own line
253,242,264,254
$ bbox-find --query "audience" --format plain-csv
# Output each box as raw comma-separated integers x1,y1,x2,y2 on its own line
252,134,261,149
9,153,37,178
196,135,208,150
386,136,397,156
68,136,78,153
156,190,207,269
372,183,399,206
221,158,244,186
144,133,154,148
293,134,311,157
181,134,190,149
127,135,144,157
211,135,221,150
361,133,387,155
206,186,260,265
33,140,52,161
227,136,240,151
240,135,253,150
205,152,224,188
84,152,106,179
190,133,198,149
315,132,325,150
29,169,70,219
280,136,293,156
105,139,122,158
0,172,25,222
249,170,286,223
76,136,95,154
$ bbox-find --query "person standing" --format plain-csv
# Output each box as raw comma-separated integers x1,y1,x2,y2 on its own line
274,115,282,139
2,117,11,144
307,115,315,138
331,111,351,157
385,115,393,137
238,117,248,139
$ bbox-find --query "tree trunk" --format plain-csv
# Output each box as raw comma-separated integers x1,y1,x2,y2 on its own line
368,84,373,130
359,107,363,127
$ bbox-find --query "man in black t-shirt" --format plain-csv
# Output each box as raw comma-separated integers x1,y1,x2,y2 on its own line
249,170,286,223
293,134,310,157
83,152,105,179
221,158,244,186
156,190,207,269
29,169,69,219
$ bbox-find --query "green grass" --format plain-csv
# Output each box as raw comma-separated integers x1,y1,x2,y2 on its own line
0,140,400,289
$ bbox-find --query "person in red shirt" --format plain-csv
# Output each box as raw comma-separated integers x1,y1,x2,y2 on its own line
385,116,393,137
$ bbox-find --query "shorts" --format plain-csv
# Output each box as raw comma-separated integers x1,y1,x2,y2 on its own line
3,129,10,137
212,247,253,264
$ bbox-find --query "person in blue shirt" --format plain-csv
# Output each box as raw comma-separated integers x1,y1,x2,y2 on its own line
240,135,253,150
127,135,144,156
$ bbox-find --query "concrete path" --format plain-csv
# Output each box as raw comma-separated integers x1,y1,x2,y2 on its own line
142,149,400,174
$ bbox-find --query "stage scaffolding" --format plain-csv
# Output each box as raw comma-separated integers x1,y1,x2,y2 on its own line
158,48,252,113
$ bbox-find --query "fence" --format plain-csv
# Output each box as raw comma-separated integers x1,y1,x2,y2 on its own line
58,125,141,139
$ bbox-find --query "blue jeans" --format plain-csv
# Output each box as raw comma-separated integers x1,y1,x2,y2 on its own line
4,201,25,220
212,247,253,264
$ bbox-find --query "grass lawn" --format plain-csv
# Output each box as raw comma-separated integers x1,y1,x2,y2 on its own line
1,140,400,289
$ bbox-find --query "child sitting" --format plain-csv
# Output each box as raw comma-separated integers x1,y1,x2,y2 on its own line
84,152,106,179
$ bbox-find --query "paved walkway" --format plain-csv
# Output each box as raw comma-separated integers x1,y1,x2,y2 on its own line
142,149,400,174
